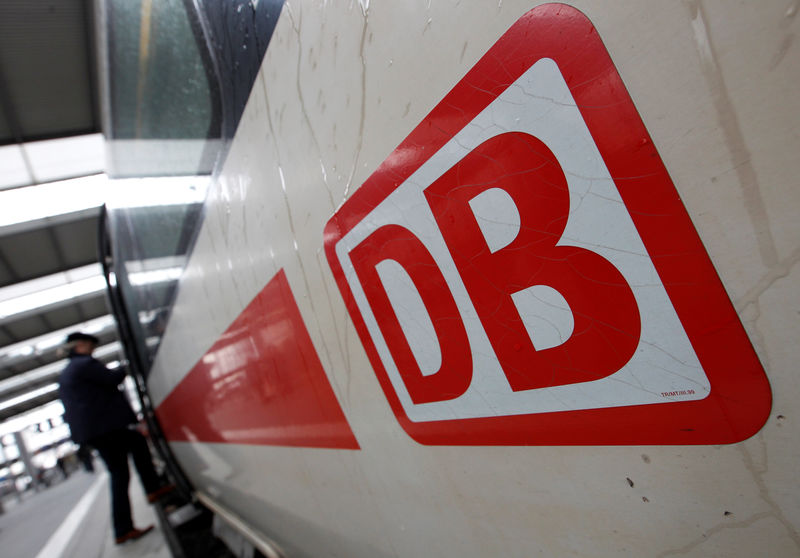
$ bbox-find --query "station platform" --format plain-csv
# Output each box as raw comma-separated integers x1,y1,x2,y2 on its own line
0,468,171,558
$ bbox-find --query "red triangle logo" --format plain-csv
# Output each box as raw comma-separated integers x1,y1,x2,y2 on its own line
156,269,359,449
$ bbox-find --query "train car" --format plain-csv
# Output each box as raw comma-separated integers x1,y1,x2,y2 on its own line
98,1,799,556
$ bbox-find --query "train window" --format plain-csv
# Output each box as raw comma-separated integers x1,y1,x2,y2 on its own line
103,177,209,376
98,0,283,376
99,0,284,177
102,0,219,176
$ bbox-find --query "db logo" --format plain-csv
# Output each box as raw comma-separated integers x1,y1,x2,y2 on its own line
324,5,770,445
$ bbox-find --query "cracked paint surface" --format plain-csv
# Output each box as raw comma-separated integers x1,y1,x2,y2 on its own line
333,57,709,423
137,1,796,557
325,5,769,445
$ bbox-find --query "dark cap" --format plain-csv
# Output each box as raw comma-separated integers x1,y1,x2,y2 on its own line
65,332,100,345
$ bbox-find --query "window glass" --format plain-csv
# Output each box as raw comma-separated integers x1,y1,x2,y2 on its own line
105,177,208,375
104,0,218,176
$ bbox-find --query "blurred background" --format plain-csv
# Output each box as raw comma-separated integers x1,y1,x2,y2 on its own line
0,0,120,499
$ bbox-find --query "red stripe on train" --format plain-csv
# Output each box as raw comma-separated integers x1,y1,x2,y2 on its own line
155,269,359,449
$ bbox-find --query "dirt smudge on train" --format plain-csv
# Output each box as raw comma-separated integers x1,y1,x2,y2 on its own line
686,0,779,268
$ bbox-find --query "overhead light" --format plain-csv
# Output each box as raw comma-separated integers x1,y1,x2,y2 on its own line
0,172,209,237
77,314,117,336
23,134,105,184
0,145,31,189
0,341,122,398
7,345,34,359
0,275,106,317
0,256,185,325
0,174,107,231
128,267,183,286
0,315,117,365
0,401,64,438
106,175,209,209
0,362,64,396
0,265,106,323
124,256,185,287
93,341,123,360
0,383,59,412
0,134,104,191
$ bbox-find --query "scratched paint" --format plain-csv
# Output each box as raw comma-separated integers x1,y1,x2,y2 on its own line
140,1,799,557
325,8,767,446
333,57,708,418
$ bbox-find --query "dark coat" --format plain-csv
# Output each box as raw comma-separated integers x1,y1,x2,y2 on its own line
58,353,137,444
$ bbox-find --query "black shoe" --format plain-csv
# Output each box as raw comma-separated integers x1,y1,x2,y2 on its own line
115,525,154,544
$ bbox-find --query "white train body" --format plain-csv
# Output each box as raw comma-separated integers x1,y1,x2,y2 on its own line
111,2,799,556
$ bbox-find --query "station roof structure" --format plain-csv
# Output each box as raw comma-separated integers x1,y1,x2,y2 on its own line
0,0,121,425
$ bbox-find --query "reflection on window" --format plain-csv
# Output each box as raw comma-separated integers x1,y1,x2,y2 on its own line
107,176,210,374
104,0,218,176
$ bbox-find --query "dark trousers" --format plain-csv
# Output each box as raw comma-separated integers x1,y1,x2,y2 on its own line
90,428,160,538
